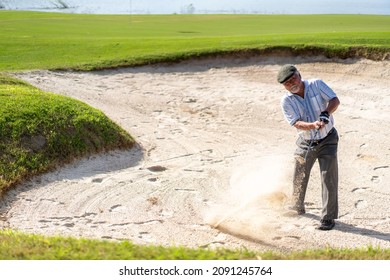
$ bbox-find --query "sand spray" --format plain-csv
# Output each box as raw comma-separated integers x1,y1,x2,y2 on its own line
204,154,293,238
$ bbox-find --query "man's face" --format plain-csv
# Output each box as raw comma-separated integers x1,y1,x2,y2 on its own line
282,72,302,94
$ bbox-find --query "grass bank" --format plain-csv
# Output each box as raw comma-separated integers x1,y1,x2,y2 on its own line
1,229,389,260
0,74,135,196
0,12,389,71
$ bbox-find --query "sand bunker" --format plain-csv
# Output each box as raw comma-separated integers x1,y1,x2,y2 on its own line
1,56,389,252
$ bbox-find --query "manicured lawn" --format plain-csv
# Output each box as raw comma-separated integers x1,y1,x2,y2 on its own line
1,12,389,71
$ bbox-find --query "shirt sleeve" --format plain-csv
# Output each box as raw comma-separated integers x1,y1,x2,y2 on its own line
317,79,337,101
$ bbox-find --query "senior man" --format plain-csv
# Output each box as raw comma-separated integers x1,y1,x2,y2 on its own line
277,64,340,230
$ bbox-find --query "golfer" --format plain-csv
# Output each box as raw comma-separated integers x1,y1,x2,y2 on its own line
277,64,340,230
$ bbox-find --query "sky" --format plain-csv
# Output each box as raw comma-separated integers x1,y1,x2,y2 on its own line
2,0,390,15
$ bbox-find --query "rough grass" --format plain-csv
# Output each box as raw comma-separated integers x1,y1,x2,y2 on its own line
1,229,389,260
0,74,135,196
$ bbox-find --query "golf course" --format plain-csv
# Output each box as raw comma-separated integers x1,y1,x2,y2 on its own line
0,11,389,260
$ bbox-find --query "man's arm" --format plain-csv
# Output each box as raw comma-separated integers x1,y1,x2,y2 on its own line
293,97,340,131
324,97,340,115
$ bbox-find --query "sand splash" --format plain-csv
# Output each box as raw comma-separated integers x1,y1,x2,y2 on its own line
205,155,292,238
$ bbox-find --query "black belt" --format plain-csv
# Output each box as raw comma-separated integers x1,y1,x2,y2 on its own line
304,128,335,146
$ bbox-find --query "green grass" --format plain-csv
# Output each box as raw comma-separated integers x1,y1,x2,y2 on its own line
0,12,389,71
1,229,389,260
0,74,134,196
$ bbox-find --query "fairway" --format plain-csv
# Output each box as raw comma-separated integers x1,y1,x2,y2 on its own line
1,11,389,70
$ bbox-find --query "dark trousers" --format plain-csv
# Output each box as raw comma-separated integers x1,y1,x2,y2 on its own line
292,128,339,220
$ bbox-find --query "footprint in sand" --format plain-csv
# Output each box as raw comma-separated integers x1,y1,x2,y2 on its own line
159,209,173,217
352,187,368,193
371,176,380,183
109,204,127,213
373,165,389,170
147,165,168,172
359,143,368,148
138,231,149,237
174,188,197,193
148,177,158,182
101,236,113,240
133,219,163,225
91,177,104,183
370,166,388,183
137,231,156,242
272,235,300,241
63,222,75,228
355,200,368,209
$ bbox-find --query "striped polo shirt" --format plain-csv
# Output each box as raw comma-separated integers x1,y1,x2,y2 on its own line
281,79,337,141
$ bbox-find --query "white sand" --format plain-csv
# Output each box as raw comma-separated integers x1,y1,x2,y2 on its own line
1,56,389,253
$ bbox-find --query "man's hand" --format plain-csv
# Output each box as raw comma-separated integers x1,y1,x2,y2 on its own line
313,120,324,130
